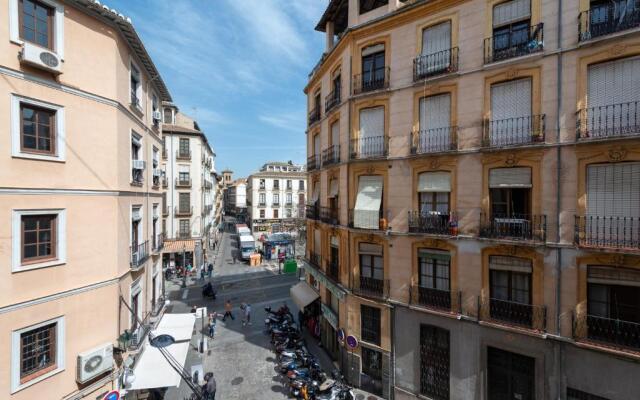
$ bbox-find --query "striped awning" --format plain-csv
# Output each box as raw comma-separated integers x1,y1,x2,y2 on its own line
163,239,197,253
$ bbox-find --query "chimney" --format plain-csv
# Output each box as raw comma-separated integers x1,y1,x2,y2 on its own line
325,20,335,51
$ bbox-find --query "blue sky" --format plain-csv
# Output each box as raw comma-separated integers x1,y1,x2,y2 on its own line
109,0,329,177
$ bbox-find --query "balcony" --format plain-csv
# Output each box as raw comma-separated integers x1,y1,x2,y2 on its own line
174,206,193,217
306,204,320,220
309,252,321,268
130,240,149,269
307,154,320,171
308,106,321,126
176,150,191,160
413,47,459,81
480,296,547,331
573,312,640,351
322,145,340,166
327,259,340,283
480,212,547,242
348,209,388,230
153,233,164,252
320,206,340,225
352,67,390,95
482,114,545,148
410,127,457,154
579,4,640,42
576,101,640,141
353,276,389,299
175,178,192,188
273,202,281,207
176,230,191,239
349,136,388,159
325,89,341,113
410,285,460,313
408,211,457,235
574,215,640,251
483,23,544,64
258,201,266,207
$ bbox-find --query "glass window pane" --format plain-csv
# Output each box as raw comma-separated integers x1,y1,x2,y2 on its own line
23,0,35,15
24,16,35,30
24,231,37,244
39,230,51,242
23,244,37,258
38,137,51,151
36,19,47,34
37,33,48,47
23,217,37,230
35,5,48,20
23,135,36,149
38,217,51,229
38,243,51,256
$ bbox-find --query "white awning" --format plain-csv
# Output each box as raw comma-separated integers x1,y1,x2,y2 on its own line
312,183,320,202
151,313,196,342
290,281,319,310
354,176,383,229
329,179,339,198
418,172,451,192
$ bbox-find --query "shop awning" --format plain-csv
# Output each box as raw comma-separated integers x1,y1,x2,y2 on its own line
128,313,195,390
290,281,319,310
163,239,197,253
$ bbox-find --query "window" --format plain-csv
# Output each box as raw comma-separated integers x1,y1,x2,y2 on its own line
354,175,383,229
489,78,534,146
19,0,53,49
260,179,266,189
489,167,532,217
359,242,384,296
260,209,265,218
361,347,383,395
487,347,535,400
361,46,386,92
360,0,388,14
163,107,173,124
420,325,450,400
259,193,266,205
273,209,279,219
287,179,292,190
179,193,190,212
11,317,64,392
13,209,65,271
492,0,532,55
360,305,381,345
567,388,610,400
418,172,451,214
418,94,452,152
152,94,159,125
179,171,190,183
299,180,305,190
273,193,280,204
333,74,341,99
329,237,340,280
358,107,385,157
130,62,141,107
286,193,292,205
131,134,143,184
489,256,533,326
11,96,64,161
586,162,640,219
273,179,280,190
418,22,452,77
179,219,189,234
285,209,292,218
418,249,451,309
178,138,190,157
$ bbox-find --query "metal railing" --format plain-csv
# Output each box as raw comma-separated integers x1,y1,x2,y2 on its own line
348,209,388,230
176,150,191,160
574,215,640,250
325,89,341,113
174,206,193,216
320,206,340,225
307,154,320,171
481,296,547,331
484,23,544,64
309,252,321,268
353,67,390,95
413,47,459,81
480,212,547,242
573,311,640,351
408,211,456,235
125,311,151,351
353,276,389,299
306,204,320,220
349,136,388,159
410,285,459,312
579,4,640,42
175,177,192,187
482,114,545,147
322,145,340,166
410,127,457,154
130,240,149,268
576,101,640,140
308,106,321,125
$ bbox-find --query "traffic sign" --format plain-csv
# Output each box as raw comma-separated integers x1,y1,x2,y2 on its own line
346,335,358,349
103,391,119,400
337,328,345,342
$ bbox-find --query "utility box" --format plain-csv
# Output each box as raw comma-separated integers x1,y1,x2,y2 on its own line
283,259,297,274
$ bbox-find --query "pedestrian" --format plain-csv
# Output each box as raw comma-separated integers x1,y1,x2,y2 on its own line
298,310,305,331
207,263,213,278
222,300,234,321
208,312,217,338
191,305,197,314
204,373,216,400
200,264,205,281
232,252,237,264
187,263,193,276
244,303,252,326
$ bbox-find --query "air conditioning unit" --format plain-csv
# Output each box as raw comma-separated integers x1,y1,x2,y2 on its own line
132,160,146,170
19,42,62,74
153,110,162,121
153,168,162,177
76,343,113,384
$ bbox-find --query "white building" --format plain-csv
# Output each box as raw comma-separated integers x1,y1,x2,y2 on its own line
160,104,217,268
227,178,247,217
247,162,307,233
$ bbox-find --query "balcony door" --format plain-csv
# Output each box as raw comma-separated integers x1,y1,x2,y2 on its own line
487,347,535,400
419,94,451,152
179,193,190,213
362,44,385,89
418,249,451,309
490,78,532,145
492,0,532,56
420,21,451,75
489,167,532,230
354,175,383,229
359,242,383,293
358,107,384,157
489,256,533,326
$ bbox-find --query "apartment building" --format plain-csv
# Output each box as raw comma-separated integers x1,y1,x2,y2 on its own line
225,178,248,219
247,162,307,233
0,0,169,398
161,105,217,270
304,0,640,399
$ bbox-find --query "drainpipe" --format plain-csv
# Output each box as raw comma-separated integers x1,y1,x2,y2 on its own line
555,0,564,398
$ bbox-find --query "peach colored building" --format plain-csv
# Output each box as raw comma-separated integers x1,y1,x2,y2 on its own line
304,0,640,399
0,0,170,398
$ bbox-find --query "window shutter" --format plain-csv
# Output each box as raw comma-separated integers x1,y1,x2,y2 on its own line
329,179,339,198
422,21,451,56
419,93,451,131
489,256,532,273
489,167,532,188
493,0,531,27
491,78,532,121
359,242,383,256
418,171,451,192
132,207,142,221
587,162,640,217
362,43,384,57
359,107,384,139
314,135,321,158
354,175,383,229
331,121,340,146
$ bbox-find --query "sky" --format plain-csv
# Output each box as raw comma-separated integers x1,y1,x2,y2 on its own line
108,0,329,177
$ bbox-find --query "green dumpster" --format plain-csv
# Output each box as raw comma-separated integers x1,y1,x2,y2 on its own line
283,259,297,274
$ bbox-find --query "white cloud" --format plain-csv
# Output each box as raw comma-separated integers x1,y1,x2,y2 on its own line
259,110,305,133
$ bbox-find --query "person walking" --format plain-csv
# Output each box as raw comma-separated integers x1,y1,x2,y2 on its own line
203,373,216,400
222,300,234,321
244,303,252,326
200,264,205,281
208,312,217,338
207,263,213,278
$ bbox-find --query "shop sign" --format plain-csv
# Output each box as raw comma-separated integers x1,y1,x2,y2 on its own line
302,261,345,300
321,303,338,329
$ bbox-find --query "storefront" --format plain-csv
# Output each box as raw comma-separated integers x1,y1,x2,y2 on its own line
161,239,196,271
321,303,340,361
290,281,321,337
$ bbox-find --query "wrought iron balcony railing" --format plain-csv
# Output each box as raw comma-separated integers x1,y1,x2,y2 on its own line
579,4,640,42
175,178,192,188
410,127,457,154
130,240,149,269
320,206,340,225
353,67,390,95
480,212,547,242
325,89,341,113
413,47,459,81
176,150,191,160
348,209,388,230
481,296,547,331
309,252,321,268
174,206,193,216
574,215,640,250
484,23,544,64
408,211,457,235
308,105,321,125
349,136,388,159
307,154,320,171
482,114,545,147
573,311,640,351
322,145,340,166
353,276,389,299
576,101,640,140
306,204,320,220
410,285,460,313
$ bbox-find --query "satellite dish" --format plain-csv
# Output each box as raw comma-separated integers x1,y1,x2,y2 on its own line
150,334,175,348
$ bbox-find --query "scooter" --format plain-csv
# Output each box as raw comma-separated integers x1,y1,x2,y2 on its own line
201,282,216,299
